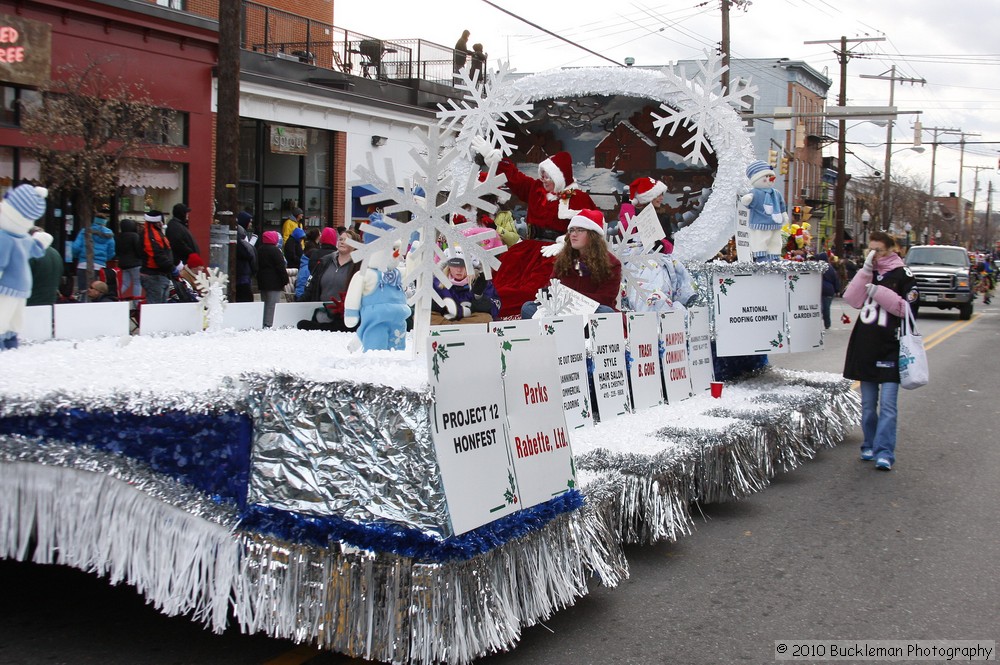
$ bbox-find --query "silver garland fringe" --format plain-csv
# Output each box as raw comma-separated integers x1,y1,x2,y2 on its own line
0,368,857,664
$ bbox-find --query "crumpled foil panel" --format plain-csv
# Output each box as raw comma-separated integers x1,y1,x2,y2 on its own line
244,375,450,536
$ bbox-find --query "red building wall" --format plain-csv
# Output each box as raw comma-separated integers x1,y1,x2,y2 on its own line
0,0,218,252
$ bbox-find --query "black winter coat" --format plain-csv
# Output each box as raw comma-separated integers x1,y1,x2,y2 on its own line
256,244,289,291
116,219,144,270
166,217,199,265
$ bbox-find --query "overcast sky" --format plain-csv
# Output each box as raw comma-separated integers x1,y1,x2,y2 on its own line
336,0,1000,211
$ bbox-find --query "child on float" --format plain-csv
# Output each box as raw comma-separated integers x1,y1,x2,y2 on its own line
431,249,500,325
520,209,621,318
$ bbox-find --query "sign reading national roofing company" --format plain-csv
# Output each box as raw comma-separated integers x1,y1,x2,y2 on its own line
0,14,51,87
269,125,308,155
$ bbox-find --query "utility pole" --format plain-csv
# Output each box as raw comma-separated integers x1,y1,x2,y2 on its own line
922,126,961,241
956,130,981,246
719,1,751,94
859,67,925,230
987,181,994,253
804,35,884,258
965,165,989,248
215,0,241,299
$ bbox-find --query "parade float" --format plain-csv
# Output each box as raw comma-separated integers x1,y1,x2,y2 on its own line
0,54,858,664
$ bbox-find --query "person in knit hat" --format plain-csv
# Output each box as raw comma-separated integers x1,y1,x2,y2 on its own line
618,176,673,252
520,209,621,319
71,202,116,302
234,212,257,303
740,159,788,262
140,210,175,304
0,184,53,349
471,137,595,241
257,230,288,327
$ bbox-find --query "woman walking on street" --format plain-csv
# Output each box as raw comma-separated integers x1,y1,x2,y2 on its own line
842,231,918,471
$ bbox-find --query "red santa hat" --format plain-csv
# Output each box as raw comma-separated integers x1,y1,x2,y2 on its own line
538,151,574,193
629,177,668,206
185,253,205,269
567,209,605,235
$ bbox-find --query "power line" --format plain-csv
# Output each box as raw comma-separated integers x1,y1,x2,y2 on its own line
478,0,623,66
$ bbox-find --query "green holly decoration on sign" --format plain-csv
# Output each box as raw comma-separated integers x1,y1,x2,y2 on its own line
787,274,800,292
718,277,736,296
769,331,785,349
500,339,513,375
431,340,450,380
544,323,555,335
503,469,518,505
567,457,576,489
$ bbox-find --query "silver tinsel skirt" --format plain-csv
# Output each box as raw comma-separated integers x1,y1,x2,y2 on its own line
0,367,858,664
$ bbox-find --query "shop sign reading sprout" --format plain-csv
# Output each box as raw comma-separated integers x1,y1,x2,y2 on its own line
270,125,309,155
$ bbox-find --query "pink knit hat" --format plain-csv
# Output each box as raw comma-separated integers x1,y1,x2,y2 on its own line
320,227,338,246
262,230,280,245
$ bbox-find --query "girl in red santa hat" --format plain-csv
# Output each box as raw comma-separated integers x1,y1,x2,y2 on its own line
520,209,621,318
619,176,673,252
472,137,595,242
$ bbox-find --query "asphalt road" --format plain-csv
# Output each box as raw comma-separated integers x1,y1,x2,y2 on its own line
1,299,996,665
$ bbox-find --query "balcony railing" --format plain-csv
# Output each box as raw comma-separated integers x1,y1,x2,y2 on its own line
242,1,458,85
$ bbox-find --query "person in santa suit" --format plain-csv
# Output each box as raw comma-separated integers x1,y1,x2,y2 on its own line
471,137,595,242
619,176,672,252
842,231,918,472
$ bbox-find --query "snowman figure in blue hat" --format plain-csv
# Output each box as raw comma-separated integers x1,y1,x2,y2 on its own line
740,160,788,262
0,184,53,350
343,212,410,351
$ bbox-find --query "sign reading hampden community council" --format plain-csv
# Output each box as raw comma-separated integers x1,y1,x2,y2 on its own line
427,332,518,535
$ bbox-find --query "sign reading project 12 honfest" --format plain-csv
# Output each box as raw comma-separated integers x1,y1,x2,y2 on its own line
687,306,715,393
626,312,664,410
659,309,693,403
589,313,630,421
786,271,824,353
499,334,576,508
427,332,518,535
713,272,787,356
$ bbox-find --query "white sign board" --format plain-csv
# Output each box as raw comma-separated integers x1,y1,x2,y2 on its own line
735,199,752,263
631,202,664,251
687,305,715,393
489,319,540,339
427,333,518,535
625,312,664,411
713,272,787,356
589,313,630,421
659,309,693,403
501,335,575,508
542,315,593,429
787,271,824,353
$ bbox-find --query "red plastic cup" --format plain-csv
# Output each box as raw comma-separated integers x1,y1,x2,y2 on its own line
710,381,723,398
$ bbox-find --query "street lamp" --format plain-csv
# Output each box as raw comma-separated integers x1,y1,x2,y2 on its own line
861,209,871,248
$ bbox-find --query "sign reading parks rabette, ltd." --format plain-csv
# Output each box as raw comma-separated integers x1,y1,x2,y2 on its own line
0,15,51,88
427,332,519,535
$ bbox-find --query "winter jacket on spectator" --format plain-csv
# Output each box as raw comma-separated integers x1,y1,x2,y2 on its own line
432,274,500,320
115,219,144,270
256,241,289,291
141,220,174,277
818,253,841,297
27,245,63,306
166,204,199,265
71,217,116,267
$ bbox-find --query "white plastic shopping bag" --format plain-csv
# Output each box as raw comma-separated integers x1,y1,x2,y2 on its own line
898,303,928,390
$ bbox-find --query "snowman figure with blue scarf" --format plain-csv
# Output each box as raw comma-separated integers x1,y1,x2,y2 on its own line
0,184,53,350
740,160,788,262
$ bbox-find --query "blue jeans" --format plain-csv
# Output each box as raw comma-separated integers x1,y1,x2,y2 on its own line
860,381,899,463
520,301,615,319
821,295,833,329
140,273,171,304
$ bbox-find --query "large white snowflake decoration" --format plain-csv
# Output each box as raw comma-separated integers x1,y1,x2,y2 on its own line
534,280,584,318
437,60,533,162
607,229,673,305
650,50,757,167
191,267,228,332
348,125,509,317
